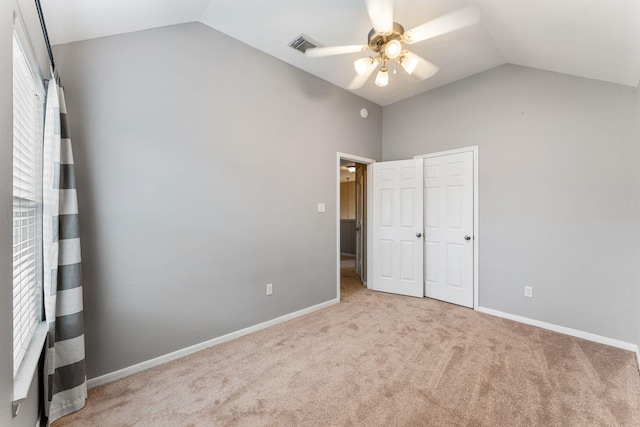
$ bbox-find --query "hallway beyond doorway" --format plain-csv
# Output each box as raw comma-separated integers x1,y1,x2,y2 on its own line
340,255,364,301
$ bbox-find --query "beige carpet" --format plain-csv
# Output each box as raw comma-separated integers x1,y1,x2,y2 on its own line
55,262,640,426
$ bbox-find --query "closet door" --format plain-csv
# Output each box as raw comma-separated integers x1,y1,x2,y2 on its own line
423,151,474,308
370,159,424,297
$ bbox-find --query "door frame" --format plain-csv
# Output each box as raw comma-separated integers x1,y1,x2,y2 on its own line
414,146,479,309
336,152,376,300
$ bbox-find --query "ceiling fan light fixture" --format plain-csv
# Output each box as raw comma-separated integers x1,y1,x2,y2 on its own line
354,57,374,75
303,2,478,90
347,165,356,173
385,39,402,59
400,52,420,75
375,65,389,87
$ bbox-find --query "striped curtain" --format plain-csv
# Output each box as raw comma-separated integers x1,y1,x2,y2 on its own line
43,74,87,424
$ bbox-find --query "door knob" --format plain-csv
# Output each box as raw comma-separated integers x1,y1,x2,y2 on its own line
464,235,471,241
416,233,422,238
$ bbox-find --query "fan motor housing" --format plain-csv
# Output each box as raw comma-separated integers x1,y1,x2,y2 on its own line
367,22,405,52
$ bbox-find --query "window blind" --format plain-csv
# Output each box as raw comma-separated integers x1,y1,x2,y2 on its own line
12,33,44,377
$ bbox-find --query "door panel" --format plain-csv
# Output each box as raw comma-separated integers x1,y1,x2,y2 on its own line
380,240,393,278
371,159,424,298
424,152,474,308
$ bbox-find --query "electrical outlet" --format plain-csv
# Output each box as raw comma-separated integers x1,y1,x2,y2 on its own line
524,286,533,298
266,283,273,296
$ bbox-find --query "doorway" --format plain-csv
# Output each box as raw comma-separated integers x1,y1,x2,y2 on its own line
336,152,375,301
339,161,364,278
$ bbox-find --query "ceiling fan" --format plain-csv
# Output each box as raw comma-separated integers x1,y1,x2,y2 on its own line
305,0,480,89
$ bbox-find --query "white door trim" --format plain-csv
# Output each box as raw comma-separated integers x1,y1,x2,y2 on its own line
414,146,479,309
336,152,376,300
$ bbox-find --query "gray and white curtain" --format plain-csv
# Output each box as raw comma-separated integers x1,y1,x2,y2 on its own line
43,73,87,424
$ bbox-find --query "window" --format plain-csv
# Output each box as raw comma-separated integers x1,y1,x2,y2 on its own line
12,30,44,377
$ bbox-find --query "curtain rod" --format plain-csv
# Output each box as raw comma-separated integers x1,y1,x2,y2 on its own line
34,0,55,72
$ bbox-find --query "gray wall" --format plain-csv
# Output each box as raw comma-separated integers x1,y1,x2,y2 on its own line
1,1,49,426
53,23,382,380
383,64,640,345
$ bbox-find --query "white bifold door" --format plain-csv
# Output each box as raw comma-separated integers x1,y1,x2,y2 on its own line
370,151,474,307
371,159,424,298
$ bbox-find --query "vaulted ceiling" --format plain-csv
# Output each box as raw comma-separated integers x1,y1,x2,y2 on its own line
40,0,640,106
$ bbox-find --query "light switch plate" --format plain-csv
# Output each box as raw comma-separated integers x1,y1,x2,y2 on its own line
317,203,326,213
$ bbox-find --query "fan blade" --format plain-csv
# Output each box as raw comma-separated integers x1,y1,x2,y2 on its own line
365,0,394,34
404,6,480,44
305,45,367,58
348,61,378,90
411,53,439,80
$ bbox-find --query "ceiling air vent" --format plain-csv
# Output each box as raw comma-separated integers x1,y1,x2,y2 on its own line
289,34,321,53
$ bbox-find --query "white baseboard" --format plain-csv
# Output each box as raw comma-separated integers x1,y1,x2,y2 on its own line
87,299,339,389
477,306,640,370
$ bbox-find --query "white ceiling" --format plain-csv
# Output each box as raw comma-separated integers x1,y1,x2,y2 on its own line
41,0,640,106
